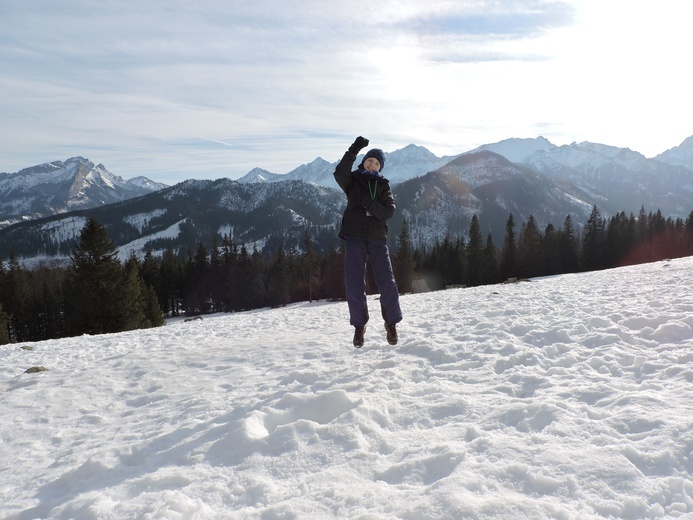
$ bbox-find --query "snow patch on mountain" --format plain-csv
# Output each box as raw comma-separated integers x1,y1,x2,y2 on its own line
117,219,186,262
128,176,168,191
218,224,236,240
124,210,167,234
237,167,284,184
39,216,89,245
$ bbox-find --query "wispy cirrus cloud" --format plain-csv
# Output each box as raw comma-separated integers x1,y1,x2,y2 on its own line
395,1,575,37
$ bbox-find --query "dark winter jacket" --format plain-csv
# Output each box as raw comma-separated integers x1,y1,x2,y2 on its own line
333,149,396,241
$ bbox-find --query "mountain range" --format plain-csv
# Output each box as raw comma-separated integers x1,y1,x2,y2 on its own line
236,144,458,188
0,157,167,228
1,135,692,265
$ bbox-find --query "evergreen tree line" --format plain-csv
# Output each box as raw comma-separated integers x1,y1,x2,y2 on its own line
2,206,693,345
0,218,164,344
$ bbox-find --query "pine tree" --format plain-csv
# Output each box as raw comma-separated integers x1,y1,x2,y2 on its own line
0,259,6,306
209,239,224,312
266,241,290,307
499,213,518,281
249,245,267,308
465,215,484,286
142,283,165,327
0,260,10,343
0,260,7,339
140,250,160,296
582,205,607,271
430,236,464,287
4,254,31,342
518,215,543,278
321,242,344,301
184,243,211,315
686,210,693,254
393,218,415,293
481,233,499,284
122,256,164,328
636,206,648,245
452,238,465,285
290,227,320,303
121,256,148,330
231,244,250,311
31,266,66,340
0,302,9,345
159,247,183,316
649,209,667,260
221,235,241,312
64,217,129,336
559,215,580,273
606,211,636,266
542,224,562,275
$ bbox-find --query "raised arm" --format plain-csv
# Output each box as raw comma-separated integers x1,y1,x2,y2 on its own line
333,136,369,193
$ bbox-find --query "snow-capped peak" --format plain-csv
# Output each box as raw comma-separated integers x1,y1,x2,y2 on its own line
656,135,693,169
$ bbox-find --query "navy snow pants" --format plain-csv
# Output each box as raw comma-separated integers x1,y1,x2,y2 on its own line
344,237,402,328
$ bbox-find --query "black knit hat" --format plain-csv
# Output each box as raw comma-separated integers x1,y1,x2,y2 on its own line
361,148,386,172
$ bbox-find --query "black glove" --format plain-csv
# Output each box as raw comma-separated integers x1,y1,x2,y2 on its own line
348,136,369,154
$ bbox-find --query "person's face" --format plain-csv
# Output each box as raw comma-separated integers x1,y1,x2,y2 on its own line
364,157,381,172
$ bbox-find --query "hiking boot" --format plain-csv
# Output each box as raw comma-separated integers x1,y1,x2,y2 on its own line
385,322,398,345
353,326,365,348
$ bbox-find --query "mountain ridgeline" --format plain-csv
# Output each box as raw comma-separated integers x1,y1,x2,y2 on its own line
1,136,693,264
0,157,167,228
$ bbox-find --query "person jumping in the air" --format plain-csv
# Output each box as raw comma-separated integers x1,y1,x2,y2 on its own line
333,136,403,348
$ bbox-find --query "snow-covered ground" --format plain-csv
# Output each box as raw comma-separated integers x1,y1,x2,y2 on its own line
2,257,693,519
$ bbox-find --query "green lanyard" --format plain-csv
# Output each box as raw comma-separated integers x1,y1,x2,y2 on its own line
368,180,378,200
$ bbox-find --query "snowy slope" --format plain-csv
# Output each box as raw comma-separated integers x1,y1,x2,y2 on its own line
2,257,693,519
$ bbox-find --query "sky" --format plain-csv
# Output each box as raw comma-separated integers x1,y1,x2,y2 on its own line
2,256,693,518
1,0,692,185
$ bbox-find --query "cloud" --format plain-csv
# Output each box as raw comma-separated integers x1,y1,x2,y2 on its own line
383,1,576,64
0,0,690,184
396,1,575,37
